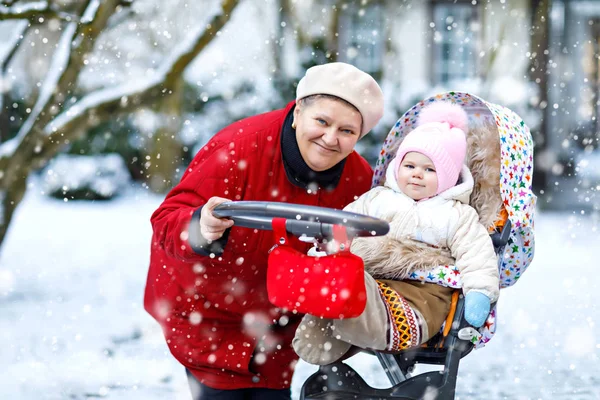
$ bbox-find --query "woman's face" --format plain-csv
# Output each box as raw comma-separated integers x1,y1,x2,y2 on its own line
293,98,362,171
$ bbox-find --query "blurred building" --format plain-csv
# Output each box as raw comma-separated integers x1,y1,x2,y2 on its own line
268,0,598,211
545,0,600,211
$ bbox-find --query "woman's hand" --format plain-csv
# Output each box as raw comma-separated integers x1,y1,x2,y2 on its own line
200,197,234,241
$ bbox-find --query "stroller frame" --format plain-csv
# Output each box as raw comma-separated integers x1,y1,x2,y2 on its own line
299,220,511,400
213,194,518,400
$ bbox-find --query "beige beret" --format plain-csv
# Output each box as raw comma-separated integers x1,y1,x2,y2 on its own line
296,62,384,137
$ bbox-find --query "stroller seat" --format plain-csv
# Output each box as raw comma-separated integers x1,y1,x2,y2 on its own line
299,221,510,400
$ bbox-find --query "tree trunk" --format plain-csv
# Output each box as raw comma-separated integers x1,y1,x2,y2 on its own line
528,0,551,192
0,173,26,247
326,0,343,62
145,78,184,193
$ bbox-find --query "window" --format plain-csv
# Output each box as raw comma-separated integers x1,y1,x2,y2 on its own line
431,1,478,85
337,1,384,79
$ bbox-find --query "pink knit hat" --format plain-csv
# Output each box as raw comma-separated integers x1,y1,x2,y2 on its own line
395,102,468,194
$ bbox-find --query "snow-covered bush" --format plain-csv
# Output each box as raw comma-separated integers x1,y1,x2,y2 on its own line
41,154,131,200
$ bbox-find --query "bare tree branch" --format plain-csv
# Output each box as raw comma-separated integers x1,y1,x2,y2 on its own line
164,0,239,87
0,0,118,236
1,20,28,73
0,1,79,22
6,0,118,161
0,0,131,22
0,21,27,142
37,79,161,164
0,0,241,248
37,0,242,164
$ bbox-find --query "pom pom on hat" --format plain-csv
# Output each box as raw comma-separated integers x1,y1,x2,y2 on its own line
418,102,469,132
394,102,469,195
296,62,384,137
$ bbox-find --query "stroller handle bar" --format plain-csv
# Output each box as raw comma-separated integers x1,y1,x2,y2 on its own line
213,201,390,238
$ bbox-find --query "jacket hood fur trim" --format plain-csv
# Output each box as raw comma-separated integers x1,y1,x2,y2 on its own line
351,235,454,280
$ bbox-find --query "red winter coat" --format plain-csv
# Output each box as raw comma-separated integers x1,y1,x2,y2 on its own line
144,101,373,390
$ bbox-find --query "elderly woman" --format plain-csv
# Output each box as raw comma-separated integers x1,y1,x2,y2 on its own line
144,62,384,400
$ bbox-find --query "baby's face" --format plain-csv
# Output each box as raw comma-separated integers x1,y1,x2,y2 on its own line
396,152,438,200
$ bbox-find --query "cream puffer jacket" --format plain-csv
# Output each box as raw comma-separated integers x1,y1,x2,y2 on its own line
345,162,500,302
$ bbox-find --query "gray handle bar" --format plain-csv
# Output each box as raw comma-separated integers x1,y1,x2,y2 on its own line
213,201,389,238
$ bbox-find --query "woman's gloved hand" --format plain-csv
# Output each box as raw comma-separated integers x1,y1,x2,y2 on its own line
464,291,491,328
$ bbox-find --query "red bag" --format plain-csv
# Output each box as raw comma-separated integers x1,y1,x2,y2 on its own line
267,218,367,318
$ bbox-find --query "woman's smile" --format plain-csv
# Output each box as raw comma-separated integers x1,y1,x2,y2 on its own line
313,142,338,153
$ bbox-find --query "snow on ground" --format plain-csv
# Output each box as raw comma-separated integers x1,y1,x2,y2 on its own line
0,185,599,399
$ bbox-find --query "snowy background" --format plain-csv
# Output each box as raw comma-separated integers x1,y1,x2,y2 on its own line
2,0,600,399
0,182,598,400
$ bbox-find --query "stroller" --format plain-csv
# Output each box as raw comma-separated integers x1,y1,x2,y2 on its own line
216,92,536,399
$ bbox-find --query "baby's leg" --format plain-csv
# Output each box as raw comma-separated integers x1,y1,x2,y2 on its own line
332,274,453,352
329,272,396,350
378,279,454,349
